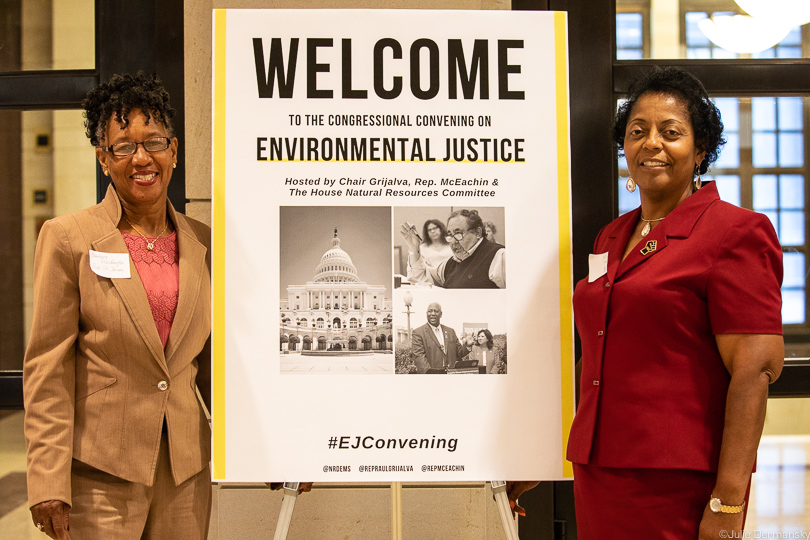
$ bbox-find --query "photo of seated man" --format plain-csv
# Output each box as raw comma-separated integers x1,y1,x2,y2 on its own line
397,207,505,289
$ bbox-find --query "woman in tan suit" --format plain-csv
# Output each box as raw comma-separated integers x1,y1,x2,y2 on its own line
24,73,212,539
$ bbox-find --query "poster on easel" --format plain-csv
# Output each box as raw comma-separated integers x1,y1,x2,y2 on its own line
212,8,574,482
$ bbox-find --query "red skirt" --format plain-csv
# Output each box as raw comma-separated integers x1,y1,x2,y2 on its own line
573,464,748,539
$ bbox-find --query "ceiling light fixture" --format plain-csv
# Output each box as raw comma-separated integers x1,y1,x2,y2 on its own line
698,14,793,54
735,0,810,26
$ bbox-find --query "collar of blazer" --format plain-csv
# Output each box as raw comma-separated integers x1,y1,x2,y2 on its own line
92,185,209,374
426,323,447,348
605,181,720,282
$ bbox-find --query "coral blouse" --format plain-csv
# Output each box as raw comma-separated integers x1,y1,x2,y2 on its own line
122,231,179,348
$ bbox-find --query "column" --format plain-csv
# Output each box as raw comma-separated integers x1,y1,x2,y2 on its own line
651,0,680,58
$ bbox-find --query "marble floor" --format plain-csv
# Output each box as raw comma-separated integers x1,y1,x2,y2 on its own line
0,411,38,540
745,436,810,534
1,409,808,538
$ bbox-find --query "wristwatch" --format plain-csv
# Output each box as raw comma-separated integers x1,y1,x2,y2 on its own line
709,497,745,514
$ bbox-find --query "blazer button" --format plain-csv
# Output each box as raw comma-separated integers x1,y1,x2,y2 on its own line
158,380,169,391
597,330,603,336
593,380,600,386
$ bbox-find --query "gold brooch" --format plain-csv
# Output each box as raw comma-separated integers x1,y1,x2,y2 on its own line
640,240,657,256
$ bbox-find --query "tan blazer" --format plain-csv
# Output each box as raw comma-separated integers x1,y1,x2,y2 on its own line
23,185,211,508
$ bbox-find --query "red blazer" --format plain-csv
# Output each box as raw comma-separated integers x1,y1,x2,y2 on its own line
567,182,782,472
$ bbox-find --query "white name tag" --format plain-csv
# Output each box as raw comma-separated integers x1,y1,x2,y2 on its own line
588,252,608,283
89,250,131,279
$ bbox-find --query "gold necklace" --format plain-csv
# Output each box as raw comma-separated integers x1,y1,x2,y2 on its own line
639,215,665,237
124,217,168,251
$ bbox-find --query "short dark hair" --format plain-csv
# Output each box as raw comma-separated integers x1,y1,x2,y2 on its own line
478,329,494,350
82,71,176,147
447,209,484,237
613,66,725,175
422,219,449,246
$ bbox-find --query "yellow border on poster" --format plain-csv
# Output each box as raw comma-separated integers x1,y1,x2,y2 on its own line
554,11,575,479
211,9,574,481
212,8,227,479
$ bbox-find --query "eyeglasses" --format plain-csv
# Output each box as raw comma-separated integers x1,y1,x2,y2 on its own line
100,137,170,156
445,229,473,243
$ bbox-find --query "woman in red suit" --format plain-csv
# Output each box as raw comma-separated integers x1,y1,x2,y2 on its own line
565,67,785,538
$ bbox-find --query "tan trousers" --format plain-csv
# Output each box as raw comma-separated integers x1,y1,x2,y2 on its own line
69,430,211,539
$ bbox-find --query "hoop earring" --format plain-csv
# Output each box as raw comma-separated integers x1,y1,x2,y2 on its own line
626,177,636,193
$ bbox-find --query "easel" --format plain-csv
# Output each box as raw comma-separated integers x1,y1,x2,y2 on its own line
272,481,520,540
272,483,300,540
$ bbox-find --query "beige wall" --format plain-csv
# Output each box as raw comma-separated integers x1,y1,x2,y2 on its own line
184,2,514,538
209,482,511,539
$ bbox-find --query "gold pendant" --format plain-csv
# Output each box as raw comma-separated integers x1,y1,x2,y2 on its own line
147,242,155,250
641,222,651,237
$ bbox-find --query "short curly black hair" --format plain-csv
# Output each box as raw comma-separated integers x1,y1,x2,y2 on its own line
613,66,725,175
82,71,175,147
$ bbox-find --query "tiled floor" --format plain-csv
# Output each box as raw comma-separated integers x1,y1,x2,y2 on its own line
1,409,809,537
745,436,810,534
0,411,40,540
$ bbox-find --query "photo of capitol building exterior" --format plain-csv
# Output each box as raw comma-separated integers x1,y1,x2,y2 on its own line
279,207,393,373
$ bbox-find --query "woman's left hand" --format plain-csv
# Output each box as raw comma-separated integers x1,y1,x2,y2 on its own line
504,481,539,518
698,505,743,539
267,482,313,493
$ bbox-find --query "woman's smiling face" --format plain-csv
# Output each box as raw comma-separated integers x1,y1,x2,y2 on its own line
623,92,705,200
96,108,177,211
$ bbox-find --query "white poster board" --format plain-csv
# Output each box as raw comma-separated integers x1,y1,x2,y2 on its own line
212,9,575,482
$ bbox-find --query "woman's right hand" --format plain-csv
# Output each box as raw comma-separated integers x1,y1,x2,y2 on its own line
30,500,70,539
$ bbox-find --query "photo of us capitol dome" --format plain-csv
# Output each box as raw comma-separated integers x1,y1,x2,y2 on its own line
279,206,393,373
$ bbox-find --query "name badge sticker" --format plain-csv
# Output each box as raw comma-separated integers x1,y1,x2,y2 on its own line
588,252,609,283
89,250,131,279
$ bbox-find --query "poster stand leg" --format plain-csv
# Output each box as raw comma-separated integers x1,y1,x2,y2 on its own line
491,481,520,540
272,481,518,539
391,482,403,539
272,482,300,540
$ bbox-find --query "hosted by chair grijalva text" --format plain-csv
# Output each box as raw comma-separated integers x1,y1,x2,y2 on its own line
251,36,531,163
